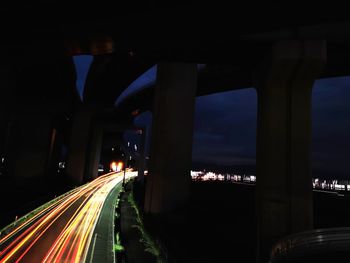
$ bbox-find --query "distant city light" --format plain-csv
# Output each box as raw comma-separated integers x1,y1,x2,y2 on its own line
191,171,349,193
112,147,114,151
127,142,130,147
134,144,138,151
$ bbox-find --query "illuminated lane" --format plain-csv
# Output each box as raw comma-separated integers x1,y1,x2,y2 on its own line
0,171,131,263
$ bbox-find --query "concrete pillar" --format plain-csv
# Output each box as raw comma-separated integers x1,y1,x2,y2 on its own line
85,123,103,181
137,128,146,183
66,107,92,184
254,40,326,262
144,63,197,214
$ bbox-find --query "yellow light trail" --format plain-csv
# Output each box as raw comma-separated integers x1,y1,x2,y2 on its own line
0,171,136,263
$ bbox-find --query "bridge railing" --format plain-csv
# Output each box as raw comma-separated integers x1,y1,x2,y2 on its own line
269,227,350,262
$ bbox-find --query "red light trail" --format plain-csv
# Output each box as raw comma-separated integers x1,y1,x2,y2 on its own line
0,171,134,263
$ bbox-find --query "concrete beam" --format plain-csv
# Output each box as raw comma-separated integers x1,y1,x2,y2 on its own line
66,106,92,184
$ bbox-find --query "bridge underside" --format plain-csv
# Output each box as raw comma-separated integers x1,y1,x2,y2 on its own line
0,4,349,263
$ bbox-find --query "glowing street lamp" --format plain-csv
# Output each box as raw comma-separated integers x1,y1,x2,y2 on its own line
117,162,123,172
110,161,117,172
110,161,123,172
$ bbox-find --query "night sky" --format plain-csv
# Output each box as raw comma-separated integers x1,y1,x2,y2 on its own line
74,56,350,179
192,77,350,179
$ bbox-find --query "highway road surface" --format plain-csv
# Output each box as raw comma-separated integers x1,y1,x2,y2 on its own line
0,171,133,263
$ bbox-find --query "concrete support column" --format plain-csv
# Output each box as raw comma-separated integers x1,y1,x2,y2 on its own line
66,107,92,184
144,63,197,214
85,123,103,181
137,128,146,183
254,40,326,262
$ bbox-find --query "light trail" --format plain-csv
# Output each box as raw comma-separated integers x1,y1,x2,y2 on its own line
0,171,136,263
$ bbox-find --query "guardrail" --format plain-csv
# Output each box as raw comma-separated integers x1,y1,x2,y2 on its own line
269,227,350,262
0,183,85,240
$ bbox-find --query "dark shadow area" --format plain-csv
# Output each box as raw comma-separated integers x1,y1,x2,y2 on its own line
0,174,75,229
131,180,350,263
314,191,350,228
142,181,256,263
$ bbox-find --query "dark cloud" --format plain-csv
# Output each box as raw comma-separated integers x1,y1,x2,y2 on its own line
192,76,350,178
132,75,350,178
312,76,350,176
192,88,257,165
